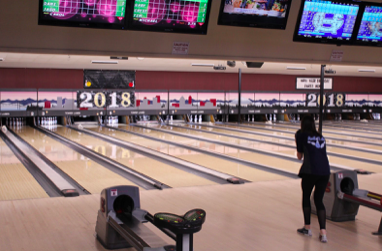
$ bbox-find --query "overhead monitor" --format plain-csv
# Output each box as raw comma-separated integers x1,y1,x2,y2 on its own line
128,0,212,34
293,0,361,45
38,0,128,29
217,0,292,29
355,4,382,46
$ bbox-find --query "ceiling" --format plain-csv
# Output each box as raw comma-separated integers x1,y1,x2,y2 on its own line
1,0,382,79
1,52,382,77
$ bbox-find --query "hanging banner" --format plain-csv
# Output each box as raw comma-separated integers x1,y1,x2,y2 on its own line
296,77,333,90
84,70,135,89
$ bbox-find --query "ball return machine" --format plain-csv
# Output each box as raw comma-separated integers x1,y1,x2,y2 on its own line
313,170,382,235
95,186,206,250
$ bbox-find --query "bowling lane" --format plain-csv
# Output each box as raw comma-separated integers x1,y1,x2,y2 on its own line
209,123,382,152
106,125,309,174
212,123,382,145
181,124,382,162
87,126,291,181
323,121,382,130
52,126,216,188
14,127,139,193
152,125,382,173
0,137,48,201
191,125,382,161
240,122,382,139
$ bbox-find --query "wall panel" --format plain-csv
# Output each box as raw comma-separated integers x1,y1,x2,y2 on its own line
0,68,381,93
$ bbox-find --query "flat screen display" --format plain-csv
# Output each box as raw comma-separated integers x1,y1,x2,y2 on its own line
356,4,382,46
294,0,360,44
129,0,212,34
217,0,292,29
38,0,128,29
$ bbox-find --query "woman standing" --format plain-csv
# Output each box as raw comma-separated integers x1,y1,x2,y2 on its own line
295,115,330,243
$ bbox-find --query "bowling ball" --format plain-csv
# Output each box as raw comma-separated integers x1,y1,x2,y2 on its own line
340,178,354,195
1,126,7,133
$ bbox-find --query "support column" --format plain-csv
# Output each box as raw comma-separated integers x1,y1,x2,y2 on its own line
319,65,325,134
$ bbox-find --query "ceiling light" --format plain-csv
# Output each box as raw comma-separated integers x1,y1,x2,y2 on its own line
286,67,306,70
358,69,375,73
91,60,118,64
191,63,215,67
136,57,145,60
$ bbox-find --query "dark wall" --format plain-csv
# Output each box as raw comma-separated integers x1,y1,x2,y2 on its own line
0,68,381,93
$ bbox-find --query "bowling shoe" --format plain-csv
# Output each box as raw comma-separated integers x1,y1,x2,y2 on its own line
297,227,312,236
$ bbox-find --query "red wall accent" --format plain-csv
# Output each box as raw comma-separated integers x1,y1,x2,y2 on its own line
0,68,83,89
0,68,381,93
136,71,382,93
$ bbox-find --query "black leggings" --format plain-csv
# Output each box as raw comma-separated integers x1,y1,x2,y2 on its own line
301,174,330,230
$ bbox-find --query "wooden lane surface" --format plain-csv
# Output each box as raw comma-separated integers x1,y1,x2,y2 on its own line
89,126,288,182
117,125,305,174
0,138,48,201
0,174,381,251
213,123,382,151
182,123,382,162
216,123,382,142
125,125,382,174
14,127,139,193
324,121,382,130
241,122,382,139
167,125,382,173
53,126,216,188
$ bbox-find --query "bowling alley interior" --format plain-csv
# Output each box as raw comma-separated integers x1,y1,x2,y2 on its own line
1,0,382,250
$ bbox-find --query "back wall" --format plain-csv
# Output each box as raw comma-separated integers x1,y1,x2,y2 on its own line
0,68,381,93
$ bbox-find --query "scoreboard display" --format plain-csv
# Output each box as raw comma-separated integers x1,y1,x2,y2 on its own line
295,0,360,42
77,90,135,109
356,5,382,43
39,0,127,28
130,0,211,34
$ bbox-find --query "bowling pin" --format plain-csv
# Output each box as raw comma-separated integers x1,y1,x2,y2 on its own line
190,115,193,123
170,115,173,121
252,115,254,122
273,114,277,122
